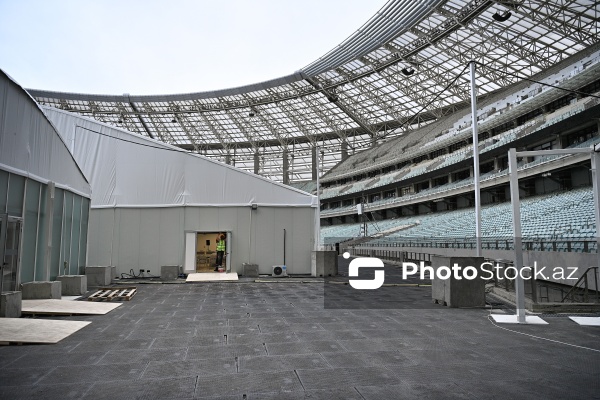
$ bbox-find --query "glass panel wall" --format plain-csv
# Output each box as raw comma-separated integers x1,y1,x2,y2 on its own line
0,169,90,285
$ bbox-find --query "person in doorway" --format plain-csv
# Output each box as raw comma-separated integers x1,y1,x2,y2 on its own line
215,233,226,271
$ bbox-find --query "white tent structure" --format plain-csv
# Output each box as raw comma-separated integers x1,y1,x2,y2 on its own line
0,70,91,288
42,107,317,276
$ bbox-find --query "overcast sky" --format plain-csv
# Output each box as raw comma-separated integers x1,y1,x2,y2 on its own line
0,0,388,95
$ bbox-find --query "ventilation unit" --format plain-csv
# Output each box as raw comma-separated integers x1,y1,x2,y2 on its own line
272,265,287,277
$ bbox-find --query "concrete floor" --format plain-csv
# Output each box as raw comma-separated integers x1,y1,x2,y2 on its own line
1,258,599,399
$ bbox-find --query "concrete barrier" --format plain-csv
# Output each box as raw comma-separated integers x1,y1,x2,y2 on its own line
85,266,112,287
0,291,22,318
431,256,485,308
160,265,179,281
242,263,259,277
311,251,338,277
21,281,62,299
56,275,87,296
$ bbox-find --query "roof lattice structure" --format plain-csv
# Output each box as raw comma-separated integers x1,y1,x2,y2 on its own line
28,0,600,182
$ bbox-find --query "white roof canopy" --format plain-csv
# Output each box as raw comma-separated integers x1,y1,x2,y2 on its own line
42,107,316,208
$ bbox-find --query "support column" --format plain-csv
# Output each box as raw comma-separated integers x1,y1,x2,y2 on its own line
341,141,349,161
469,61,482,257
509,148,526,323
493,157,500,171
591,151,600,280
43,182,55,281
311,146,317,181
282,148,289,185
253,152,260,175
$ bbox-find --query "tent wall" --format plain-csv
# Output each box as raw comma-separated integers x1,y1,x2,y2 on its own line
40,106,317,277
88,206,314,275
0,71,91,287
42,106,317,208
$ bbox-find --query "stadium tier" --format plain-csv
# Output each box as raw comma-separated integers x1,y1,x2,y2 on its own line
322,187,596,252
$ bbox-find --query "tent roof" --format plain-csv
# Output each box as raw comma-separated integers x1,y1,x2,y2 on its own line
0,70,90,197
42,107,316,208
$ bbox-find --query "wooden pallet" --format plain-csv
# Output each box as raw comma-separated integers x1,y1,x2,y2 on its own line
88,287,137,302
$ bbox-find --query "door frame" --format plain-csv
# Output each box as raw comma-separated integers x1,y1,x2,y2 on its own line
184,230,232,273
0,214,23,292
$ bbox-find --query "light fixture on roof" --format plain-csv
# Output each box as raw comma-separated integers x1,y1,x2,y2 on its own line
171,116,177,123
401,67,415,76
492,10,512,22
248,106,258,117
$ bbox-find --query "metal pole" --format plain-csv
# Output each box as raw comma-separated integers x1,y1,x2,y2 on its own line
315,143,321,251
469,61,482,257
591,151,600,292
509,148,526,323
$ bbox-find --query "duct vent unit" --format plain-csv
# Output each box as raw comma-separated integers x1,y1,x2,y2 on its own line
272,265,287,277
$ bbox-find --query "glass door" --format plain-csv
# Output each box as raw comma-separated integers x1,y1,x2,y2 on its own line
0,214,22,292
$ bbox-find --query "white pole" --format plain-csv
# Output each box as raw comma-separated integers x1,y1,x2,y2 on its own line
469,62,482,257
509,148,526,323
315,143,321,251
591,151,600,278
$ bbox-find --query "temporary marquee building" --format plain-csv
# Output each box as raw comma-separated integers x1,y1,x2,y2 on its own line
42,107,317,276
0,70,91,288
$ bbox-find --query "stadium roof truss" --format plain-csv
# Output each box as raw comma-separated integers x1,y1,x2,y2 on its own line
29,0,600,182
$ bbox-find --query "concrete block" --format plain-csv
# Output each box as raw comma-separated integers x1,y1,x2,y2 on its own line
431,256,485,308
56,275,87,296
242,263,259,277
21,281,62,299
0,291,22,318
85,266,112,287
311,251,338,277
161,265,179,281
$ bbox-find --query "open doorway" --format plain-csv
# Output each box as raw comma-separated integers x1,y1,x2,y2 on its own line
184,231,231,273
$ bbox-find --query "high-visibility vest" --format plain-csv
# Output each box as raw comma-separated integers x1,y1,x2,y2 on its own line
216,239,226,252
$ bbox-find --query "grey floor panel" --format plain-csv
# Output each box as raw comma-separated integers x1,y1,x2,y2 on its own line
266,340,347,355
38,363,146,384
0,354,24,368
62,339,118,353
142,357,237,379
296,366,400,390
336,338,409,352
0,382,92,400
227,318,287,327
356,382,475,400
245,387,364,399
97,347,188,364
226,332,299,345
321,350,413,368
1,282,599,400
0,367,53,386
4,351,105,368
238,353,330,373
294,329,365,341
84,376,196,400
195,370,303,398
112,338,155,350
258,323,325,333
186,344,267,360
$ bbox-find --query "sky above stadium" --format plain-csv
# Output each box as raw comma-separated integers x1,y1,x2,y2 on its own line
0,0,388,95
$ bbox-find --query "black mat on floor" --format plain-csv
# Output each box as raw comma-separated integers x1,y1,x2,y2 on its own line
1,259,599,399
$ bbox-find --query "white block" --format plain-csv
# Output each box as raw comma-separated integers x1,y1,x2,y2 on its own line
569,316,600,326
491,314,548,324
